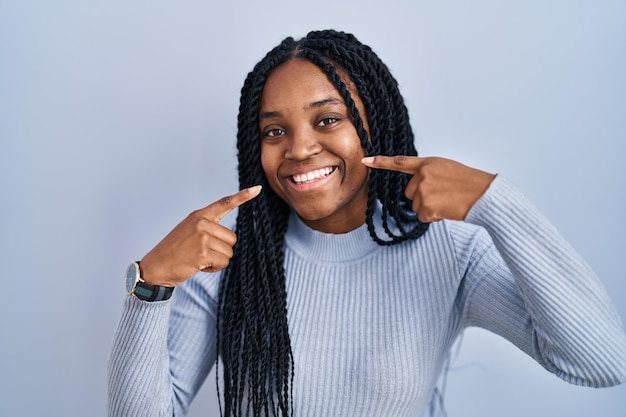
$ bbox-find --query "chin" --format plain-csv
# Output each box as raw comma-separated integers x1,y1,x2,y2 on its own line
292,207,333,222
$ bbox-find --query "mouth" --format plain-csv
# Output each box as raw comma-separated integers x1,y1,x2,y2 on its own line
290,166,337,185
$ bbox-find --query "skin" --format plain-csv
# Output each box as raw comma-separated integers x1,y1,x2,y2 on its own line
138,58,495,288
259,58,495,231
361,155,496,223
140,186,261,287
259,58,371,234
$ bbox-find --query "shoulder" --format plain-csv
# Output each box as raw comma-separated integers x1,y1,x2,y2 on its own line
427,219,491,254
422,220,496,279
466,174,530,227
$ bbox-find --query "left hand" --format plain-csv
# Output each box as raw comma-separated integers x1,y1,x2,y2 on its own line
361,155,495,223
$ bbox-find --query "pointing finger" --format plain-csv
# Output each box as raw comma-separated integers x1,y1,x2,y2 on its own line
201,185,262,222
361,155,425,174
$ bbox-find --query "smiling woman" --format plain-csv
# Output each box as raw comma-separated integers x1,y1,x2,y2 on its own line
108,30,626,417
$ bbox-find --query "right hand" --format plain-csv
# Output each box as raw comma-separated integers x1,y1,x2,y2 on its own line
139,185,262,287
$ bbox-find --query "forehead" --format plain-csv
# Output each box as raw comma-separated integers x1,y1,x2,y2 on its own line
260,59,345,110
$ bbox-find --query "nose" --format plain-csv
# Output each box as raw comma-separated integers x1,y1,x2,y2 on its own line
284,127,322,161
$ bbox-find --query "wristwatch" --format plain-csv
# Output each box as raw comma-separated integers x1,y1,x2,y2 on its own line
125,261,174,302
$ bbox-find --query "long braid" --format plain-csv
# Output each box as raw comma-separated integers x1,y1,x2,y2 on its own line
217,30,430,417
217,36,295,417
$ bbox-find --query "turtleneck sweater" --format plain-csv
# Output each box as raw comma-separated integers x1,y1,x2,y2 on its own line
108,175,626,417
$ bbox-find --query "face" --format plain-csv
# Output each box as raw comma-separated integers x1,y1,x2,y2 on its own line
259,58,370,234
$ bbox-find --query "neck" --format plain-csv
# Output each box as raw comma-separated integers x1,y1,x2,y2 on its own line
299,211,366,234
286,210,379,263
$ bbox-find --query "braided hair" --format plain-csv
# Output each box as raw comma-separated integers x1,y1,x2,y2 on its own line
216,29,430,417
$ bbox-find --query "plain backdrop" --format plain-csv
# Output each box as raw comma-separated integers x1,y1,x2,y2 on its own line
1,1,625,416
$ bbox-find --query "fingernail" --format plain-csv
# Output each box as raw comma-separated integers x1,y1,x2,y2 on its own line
247,185,262,194
361,156,374,164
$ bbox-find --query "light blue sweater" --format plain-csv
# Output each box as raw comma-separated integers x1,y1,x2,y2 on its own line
108,176,626,416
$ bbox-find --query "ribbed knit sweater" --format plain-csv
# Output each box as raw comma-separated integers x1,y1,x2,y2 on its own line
108,176,626,417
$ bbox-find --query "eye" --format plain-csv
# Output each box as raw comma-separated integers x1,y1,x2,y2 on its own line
316,117,339,127
262,128,286,138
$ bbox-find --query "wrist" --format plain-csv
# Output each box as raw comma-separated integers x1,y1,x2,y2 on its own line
126,261,175,302
139,256,179,287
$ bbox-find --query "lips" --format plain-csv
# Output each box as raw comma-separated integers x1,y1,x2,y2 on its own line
291,167,336,184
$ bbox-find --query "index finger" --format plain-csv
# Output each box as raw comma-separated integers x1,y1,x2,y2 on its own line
201,185,262,222
361,155,424,174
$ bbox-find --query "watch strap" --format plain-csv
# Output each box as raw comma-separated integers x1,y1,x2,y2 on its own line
133,281,175,302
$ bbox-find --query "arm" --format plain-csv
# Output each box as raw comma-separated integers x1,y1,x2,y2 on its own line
107,273,220,417
362,155,626,387
108,186,261,416
108,297,175,416
461,175,626,387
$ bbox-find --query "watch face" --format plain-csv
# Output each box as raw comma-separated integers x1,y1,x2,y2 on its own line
126,262,139,293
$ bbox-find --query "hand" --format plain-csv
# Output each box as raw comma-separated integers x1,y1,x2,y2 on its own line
361,155,495,223
139,185,262,287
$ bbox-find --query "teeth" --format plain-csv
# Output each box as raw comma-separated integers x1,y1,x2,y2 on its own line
292,167,334,184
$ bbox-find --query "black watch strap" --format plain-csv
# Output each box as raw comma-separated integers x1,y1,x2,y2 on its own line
134,281,175,302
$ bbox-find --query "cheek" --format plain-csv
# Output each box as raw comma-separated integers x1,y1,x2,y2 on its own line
345,142,367,172
346,146,369,189
260,146,274,178
260,146,284,193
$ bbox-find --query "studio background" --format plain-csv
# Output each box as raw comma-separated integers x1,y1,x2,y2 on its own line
1,1,625,416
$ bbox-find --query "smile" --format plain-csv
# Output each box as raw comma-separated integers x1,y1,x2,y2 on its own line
291,167,336,184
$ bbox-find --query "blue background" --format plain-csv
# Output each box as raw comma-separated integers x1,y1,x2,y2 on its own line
1,1,625,416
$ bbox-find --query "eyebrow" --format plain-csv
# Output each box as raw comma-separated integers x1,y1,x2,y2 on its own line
305,97,344,111
259,97,344,121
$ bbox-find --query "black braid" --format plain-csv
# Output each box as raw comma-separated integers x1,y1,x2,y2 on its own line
217,30,430,417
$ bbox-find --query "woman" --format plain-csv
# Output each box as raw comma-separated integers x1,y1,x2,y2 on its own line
108,30,626,417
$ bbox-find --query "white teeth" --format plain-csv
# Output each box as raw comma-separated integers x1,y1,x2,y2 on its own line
292,167,334,184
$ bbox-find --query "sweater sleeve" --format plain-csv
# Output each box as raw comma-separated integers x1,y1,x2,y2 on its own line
460,175,626,387
108,272,220,417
